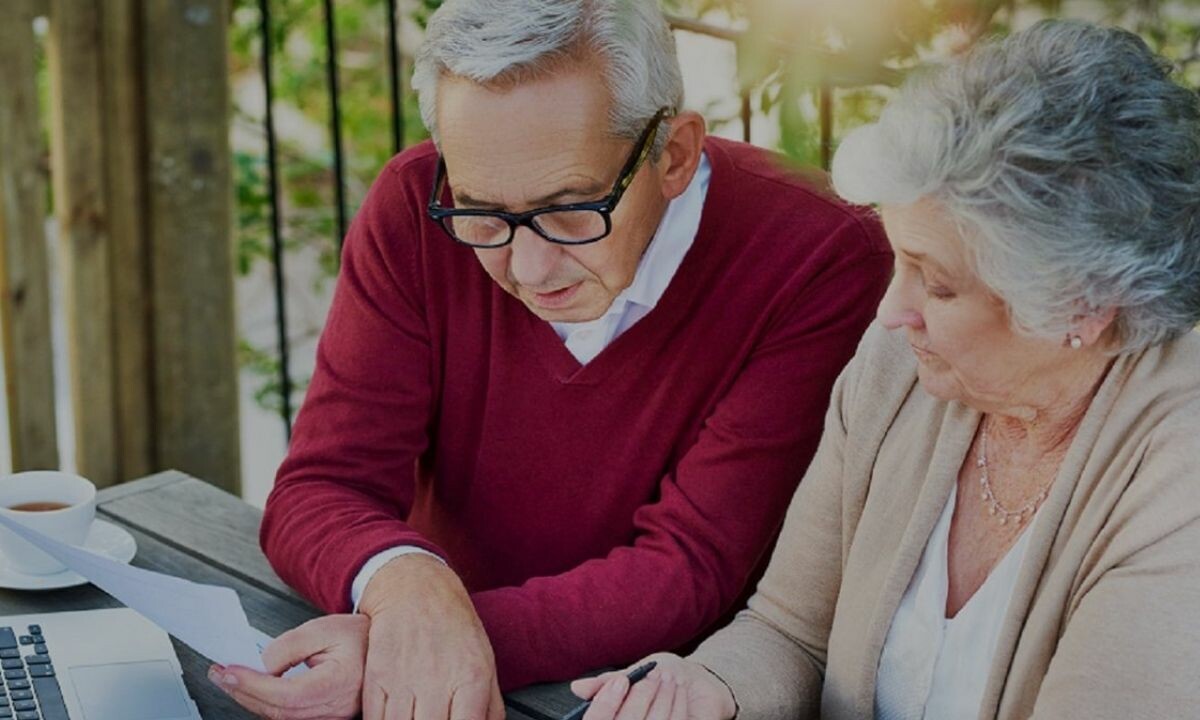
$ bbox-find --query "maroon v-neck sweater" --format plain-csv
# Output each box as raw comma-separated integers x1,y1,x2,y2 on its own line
261,137,891,689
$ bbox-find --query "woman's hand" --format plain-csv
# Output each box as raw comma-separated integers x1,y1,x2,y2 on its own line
569,653,737,720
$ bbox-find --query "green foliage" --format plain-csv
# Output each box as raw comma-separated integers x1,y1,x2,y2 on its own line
237,339,309,415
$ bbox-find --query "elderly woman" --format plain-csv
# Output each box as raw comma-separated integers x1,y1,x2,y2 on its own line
571,19,1200,720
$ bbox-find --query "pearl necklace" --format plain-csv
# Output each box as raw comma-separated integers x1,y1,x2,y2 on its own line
976,417,1052,526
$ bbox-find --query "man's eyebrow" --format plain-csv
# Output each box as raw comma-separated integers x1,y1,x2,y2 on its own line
454,183,608,210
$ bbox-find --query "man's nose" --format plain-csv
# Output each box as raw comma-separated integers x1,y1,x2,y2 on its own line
508,226,563,288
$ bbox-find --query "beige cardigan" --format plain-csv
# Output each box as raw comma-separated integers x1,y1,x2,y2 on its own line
693,322,1200,720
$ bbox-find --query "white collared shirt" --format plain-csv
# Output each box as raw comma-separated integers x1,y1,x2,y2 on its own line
349,152,712,609
875,483,1039,720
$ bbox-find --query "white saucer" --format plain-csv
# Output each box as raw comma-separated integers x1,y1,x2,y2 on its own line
0,520,137,591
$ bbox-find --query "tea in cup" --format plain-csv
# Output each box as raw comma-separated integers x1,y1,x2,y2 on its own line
0,472,96,575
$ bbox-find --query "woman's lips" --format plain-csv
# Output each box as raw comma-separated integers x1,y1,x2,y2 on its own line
530,282,582,310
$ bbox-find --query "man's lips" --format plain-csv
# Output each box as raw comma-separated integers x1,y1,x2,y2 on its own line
529,282,582,309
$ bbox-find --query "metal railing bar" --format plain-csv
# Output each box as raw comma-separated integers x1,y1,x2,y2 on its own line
257,0,294,439
385,0,404,156
322,0,348,253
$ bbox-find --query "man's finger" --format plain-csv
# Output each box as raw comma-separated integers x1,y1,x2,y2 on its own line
449,680,492,720
218,674,331,720
384,691,417,720
261,621,335,675
413,690,451,720
486,682,506,720
221,685,289,720
215,662,333,714
362,681,387,720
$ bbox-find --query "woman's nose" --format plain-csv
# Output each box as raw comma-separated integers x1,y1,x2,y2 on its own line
876,275,924,331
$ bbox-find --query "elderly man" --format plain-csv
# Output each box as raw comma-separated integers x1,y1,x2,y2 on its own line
211,1,890,718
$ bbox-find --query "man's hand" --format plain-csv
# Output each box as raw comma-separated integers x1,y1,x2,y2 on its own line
358,553,504,720
210,614,368,720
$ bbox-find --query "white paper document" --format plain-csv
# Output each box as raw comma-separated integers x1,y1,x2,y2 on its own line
0,512,270,671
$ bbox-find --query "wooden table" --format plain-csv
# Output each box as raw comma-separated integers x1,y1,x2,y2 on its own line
0,471,582,720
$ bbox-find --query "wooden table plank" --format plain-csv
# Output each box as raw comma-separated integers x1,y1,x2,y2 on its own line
97,471,303,605
92,469,184,503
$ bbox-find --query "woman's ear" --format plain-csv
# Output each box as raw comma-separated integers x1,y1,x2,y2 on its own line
1075,306,1118,347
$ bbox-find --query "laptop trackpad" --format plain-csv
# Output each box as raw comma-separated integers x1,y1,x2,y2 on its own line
69,661,193,720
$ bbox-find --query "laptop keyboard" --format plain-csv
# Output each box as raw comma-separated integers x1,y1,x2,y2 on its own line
0,625,68,720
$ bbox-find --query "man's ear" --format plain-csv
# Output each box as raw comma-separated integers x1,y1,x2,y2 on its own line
656,110,706,201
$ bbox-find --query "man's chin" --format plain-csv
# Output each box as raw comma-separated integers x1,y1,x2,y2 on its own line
524,302,607,323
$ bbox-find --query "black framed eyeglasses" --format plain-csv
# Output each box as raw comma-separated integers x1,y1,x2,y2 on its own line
427,108,671,248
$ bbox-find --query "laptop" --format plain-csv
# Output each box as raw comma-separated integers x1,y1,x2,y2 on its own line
0,608,200,720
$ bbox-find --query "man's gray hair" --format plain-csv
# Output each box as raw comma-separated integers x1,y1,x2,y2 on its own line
832,19,1200,354
412,0,684,159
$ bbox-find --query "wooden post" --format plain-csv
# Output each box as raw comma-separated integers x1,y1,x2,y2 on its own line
47,0,120,487
0,0,60,472
100,0,156,482
141,0,241,494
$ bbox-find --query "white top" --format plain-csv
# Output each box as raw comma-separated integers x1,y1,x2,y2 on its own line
348,153,712,610
875,483,1037,720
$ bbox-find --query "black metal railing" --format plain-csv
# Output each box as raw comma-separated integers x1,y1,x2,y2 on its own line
257,0,293,438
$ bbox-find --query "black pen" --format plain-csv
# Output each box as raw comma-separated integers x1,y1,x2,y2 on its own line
560,661,658,720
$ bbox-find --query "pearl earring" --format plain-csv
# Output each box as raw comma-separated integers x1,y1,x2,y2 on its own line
1070,335,1083,349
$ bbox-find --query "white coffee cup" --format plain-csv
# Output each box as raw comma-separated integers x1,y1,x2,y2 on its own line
0,471,97,575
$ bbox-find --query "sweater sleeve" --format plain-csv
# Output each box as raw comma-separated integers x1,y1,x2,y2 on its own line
259,161,448,614
476,222,891,691
1028,412,1200,719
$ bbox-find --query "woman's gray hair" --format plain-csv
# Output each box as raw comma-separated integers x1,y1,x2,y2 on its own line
833,19,1200,354
411,0,684,159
